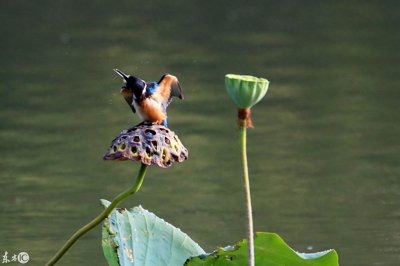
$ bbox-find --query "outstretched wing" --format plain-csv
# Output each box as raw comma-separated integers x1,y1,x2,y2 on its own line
120,88,136,113
157,74,184,102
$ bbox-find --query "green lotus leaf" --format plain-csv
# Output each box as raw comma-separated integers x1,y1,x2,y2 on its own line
101,201,338,266
185,232,338,266
101,200,205,266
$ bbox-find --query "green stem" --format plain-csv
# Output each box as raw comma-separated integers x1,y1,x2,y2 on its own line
45,163,148,266
240,120,255,266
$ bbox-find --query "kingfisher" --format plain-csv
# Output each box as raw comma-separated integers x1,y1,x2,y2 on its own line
113,69,184,127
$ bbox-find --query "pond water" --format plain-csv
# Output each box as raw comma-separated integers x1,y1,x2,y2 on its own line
1,1,399,265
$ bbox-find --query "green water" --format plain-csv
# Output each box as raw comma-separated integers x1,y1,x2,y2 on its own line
1,1,399,265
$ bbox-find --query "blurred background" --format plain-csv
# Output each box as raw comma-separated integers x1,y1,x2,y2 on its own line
1,0,399,265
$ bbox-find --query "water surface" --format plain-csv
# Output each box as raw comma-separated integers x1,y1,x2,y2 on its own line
0,1,399,265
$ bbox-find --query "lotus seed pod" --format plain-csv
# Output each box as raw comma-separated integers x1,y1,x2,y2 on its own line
225,74,269,128
225,74,269,109
103,123,188,168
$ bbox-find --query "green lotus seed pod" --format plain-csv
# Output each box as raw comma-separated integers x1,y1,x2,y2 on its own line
225,74,269,108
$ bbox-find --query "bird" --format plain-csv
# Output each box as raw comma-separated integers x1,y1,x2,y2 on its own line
113,69,183,127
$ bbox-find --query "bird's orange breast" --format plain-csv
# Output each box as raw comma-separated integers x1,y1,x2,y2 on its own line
139,99,166,124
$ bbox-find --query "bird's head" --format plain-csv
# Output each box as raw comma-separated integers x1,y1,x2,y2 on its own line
114,69,146,100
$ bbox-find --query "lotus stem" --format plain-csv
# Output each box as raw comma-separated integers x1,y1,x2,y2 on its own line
45,163,148,266
240,119,255,266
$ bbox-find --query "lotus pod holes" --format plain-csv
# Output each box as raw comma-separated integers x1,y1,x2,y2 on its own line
103,123,188,168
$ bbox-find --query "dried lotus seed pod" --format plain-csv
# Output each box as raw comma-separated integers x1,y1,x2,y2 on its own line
103,123,188,168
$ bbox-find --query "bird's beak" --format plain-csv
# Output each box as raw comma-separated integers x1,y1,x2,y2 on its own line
113,69,129,82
